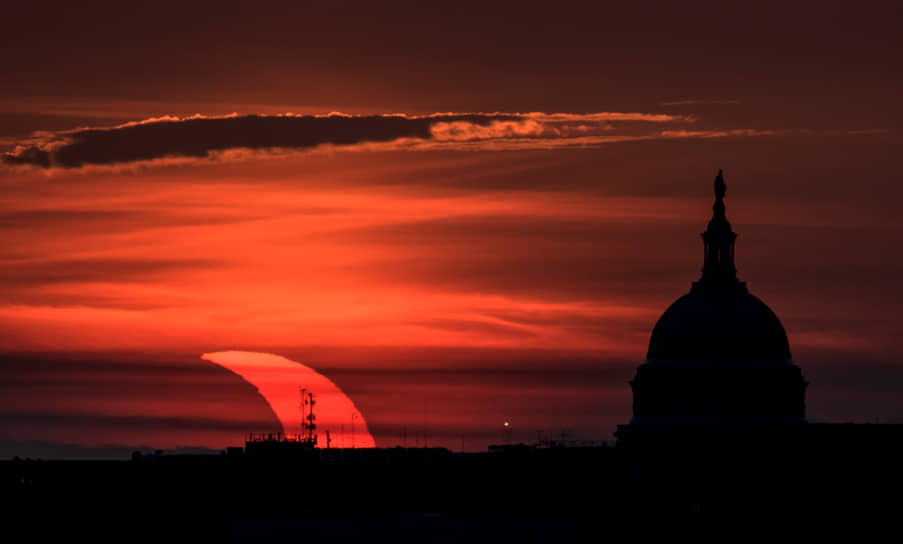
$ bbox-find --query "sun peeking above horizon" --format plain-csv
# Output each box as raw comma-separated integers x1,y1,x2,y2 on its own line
202,351,375,448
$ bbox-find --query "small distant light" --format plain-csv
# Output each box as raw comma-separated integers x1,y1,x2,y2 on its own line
504,422,509,427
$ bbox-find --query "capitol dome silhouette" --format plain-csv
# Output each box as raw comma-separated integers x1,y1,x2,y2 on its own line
617,171,807,451
646,287,791,362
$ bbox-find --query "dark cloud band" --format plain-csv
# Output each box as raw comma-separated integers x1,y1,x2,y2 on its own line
1,113,523,168
1,111,686,169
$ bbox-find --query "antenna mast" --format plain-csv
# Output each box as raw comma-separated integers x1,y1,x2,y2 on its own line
299,387,317,445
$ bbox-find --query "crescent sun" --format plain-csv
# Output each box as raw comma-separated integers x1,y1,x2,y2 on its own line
202,350,376,448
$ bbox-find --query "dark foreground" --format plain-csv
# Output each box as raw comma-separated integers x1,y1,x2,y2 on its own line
5,435,903,542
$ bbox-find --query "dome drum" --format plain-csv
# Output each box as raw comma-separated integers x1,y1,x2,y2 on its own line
630,363,807,423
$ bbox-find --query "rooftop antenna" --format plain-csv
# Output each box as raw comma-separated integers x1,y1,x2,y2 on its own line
299,387,306,436
299,387,317,445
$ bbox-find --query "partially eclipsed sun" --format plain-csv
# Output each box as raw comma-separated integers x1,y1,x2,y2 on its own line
202,351,376,448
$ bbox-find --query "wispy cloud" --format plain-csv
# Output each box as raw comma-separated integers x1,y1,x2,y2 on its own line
659,128,779,138
660,99,741,106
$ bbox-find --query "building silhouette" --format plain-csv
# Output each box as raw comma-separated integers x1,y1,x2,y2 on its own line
616,170,808,452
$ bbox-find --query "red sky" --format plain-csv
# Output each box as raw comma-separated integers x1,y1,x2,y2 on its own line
1,1,901,454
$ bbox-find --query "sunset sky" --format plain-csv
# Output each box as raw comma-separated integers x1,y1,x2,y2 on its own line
1,1,901,455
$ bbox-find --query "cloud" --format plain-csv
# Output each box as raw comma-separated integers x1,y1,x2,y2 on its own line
0,256,221,288
660,99,741,106
659,128,779,138
2,111,691,169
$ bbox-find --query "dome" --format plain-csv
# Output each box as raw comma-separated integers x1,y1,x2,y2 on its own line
644,169,792,363
646,285,791,362
616,171,808,450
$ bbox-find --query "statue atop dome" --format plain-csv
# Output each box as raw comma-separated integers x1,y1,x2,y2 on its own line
714,169,726,200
